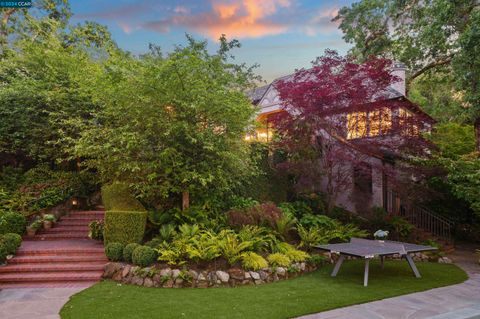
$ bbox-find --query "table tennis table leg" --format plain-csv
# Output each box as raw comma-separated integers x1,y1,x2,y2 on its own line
364,258,370,287
331,254,345,277
380,255,385,269
405,254,421,278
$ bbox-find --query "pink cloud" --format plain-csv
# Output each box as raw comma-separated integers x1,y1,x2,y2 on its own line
174,6,190,15
144,0,292,39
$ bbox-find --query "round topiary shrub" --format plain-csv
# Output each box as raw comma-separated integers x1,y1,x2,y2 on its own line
1,233,22,254
0,211,26,235
123,243,141,263
105,242,124,262
0,244,8,263
132,245,156,267
267,253,291,267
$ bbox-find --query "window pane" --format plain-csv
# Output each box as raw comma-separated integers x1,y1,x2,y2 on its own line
380,107,392,134
369,110,380,136
357,112,367,138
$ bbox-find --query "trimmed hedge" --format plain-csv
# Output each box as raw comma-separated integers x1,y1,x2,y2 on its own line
104,211,147,245
132,245,156,267
101,182,145,211
0,211,26,235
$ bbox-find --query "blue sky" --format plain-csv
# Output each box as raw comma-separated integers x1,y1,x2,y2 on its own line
71,0,355,82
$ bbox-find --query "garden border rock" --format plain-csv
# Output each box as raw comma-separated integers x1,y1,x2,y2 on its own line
103,262,318,288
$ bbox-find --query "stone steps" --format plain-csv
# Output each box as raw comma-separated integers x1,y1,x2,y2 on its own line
8,255,108,264
0,262,107,273
0,210,107,288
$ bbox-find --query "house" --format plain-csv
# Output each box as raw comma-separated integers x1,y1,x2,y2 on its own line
247,63,436,216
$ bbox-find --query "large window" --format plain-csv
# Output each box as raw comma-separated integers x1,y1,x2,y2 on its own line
399,108,419,136
347,107,392,139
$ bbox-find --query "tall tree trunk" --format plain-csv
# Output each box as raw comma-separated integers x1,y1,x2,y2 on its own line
475,117,480,152
182,191,190,211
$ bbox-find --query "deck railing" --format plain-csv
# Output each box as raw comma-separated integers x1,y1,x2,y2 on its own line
385,190,454,243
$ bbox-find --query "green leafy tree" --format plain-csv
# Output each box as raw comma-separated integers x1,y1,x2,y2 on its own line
75,36,259,209
335,0,480,148
428,123,476,159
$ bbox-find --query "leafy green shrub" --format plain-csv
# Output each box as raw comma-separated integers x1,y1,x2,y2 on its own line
227,202,283,228
267,253,291,267
88,220,104,241
145,237,164,249
299,214,336,229
1,233,22,254
104,211,147,244
123,243,141,263
0,211,26,235
390,216,414,240
105,242,125,261
284,249,309,262
240,252,268,270
0,244,7,263
132,246,157,267
101,182,145,211
307,254,327,267
229,196,259,209
42,214,56,222
156,244,187,266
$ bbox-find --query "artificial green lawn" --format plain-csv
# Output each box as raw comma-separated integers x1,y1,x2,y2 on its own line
61,260,467,319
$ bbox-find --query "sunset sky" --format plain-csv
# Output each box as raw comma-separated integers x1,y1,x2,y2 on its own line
71,0,355,82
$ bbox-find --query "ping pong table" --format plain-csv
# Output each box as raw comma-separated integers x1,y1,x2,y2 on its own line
315,238,437,286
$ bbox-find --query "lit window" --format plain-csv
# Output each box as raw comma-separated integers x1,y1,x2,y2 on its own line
380,107,392,133
398,108,418,136
369,110,381,136
347,112,367,139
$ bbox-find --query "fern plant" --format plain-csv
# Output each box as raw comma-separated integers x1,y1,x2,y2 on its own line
185,231,220,262
274,214,297,241
297,224,323,250
158,224,177,242
218,232,253,265
240,252,268,270
178,224,200,238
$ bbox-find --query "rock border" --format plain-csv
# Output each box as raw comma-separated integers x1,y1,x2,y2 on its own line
103,262,318,288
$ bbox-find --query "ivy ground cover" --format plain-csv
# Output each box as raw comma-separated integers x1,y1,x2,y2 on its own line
61,260,466,319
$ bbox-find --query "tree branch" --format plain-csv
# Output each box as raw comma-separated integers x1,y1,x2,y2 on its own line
408,55,454,83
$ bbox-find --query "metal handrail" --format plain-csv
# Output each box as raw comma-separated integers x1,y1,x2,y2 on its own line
385,190,453,243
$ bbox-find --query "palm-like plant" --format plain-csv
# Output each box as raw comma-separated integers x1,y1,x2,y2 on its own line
218,232,253,265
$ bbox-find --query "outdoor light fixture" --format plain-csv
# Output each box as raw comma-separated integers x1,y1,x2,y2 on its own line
72,199,78,206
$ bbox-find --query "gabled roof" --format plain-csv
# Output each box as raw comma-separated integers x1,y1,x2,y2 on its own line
247,84,270,105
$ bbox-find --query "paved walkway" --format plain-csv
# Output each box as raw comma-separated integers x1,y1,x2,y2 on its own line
0,287,88,319
299,245,480,319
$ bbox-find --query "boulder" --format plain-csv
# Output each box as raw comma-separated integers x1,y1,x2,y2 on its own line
160,268,172,277
144,278,154,288
162,279,174,288
188,270,199,280
228,268,244,281
104,262,122,278
276,267,286,277
216,271,230,283
122,265,132,278
171,269,181,279
258,270,269,281
249,271,260,280
438,257,453,264
131,276,144,286
112,270,123,281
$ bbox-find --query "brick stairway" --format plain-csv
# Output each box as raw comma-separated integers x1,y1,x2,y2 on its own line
0,210,108,288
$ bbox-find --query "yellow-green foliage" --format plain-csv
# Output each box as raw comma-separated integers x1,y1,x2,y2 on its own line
285,249,309,262
104,211,147,245
267,253,291,267
240,252,268,270
101,182,145,211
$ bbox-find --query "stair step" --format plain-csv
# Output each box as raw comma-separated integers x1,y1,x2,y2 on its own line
17,248,105,256
0,271,104,283
8,255,108,264
0,262,106,273
39,228,88,234
28,234,89,240
0,282,98,288
60,216,102,221
56,221,93,226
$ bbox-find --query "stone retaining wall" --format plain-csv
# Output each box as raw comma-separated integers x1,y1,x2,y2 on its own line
103,262,319,288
